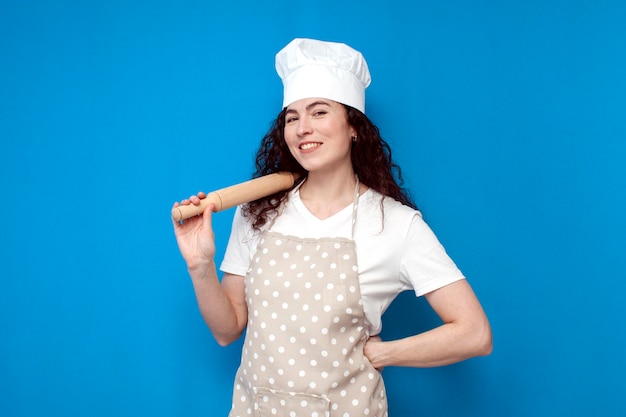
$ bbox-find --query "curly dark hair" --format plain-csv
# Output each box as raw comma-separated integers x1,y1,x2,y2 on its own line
242,105,416,230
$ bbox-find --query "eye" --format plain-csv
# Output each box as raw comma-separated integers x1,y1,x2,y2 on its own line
312,110,327,117
285,115,298,124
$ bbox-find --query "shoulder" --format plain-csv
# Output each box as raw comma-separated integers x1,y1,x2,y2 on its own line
353,189,422,244
360,189,421,223
230,205,266,244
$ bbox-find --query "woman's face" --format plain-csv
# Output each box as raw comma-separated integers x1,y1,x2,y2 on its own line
283,98,356,174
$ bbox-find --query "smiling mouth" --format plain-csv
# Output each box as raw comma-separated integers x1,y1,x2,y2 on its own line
300,142,322,150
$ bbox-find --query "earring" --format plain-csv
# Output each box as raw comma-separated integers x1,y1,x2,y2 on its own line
351,136,357,142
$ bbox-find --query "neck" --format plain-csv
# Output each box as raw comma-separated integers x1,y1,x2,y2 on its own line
298,169,362,220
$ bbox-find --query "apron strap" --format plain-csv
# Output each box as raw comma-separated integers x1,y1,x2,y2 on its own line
351,175,360,239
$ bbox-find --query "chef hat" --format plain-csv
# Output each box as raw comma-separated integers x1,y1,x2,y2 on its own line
275,38,371,113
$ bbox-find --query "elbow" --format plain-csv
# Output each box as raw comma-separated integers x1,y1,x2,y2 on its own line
216,339,233,347
476,336,493,357
473,322,493,357
214,332,243,347
215,337,232,347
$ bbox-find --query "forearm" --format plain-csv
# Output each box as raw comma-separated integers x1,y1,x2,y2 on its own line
366,320,492,369
188,263,246,346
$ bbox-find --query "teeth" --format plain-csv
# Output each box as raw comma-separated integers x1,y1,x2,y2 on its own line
301,143,321,150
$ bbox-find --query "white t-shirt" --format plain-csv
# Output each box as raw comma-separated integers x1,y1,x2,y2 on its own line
220,188,465,334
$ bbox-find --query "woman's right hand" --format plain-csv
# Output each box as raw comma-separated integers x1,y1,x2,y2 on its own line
172,192,217,270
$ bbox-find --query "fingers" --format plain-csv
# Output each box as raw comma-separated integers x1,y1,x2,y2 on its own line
171,197,214,228
173,192,207,207
171,192,208,227
364,335,385,372
202,202,215,230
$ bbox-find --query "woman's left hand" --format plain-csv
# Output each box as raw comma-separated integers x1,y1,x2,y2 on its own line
364,335,385,372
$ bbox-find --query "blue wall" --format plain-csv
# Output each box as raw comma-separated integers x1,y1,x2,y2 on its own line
1,1,625,416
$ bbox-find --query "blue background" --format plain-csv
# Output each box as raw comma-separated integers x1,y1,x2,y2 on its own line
1,1,625,416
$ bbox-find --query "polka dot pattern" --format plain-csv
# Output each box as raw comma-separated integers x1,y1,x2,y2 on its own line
229,232,388,417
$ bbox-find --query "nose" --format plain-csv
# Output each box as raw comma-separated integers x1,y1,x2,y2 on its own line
296,117,312,136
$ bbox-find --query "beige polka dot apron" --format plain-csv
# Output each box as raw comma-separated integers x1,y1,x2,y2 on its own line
229,181,388,417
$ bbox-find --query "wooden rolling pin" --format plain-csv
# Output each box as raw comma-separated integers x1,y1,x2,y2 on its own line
172,172,300,222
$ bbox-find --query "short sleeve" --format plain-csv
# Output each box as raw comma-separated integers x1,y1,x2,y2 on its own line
400,214,466,296
219,206,256,277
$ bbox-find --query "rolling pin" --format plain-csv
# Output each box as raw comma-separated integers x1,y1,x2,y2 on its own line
172,172,300,222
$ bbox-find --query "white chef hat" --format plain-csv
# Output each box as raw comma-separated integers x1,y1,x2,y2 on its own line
275,38,371,113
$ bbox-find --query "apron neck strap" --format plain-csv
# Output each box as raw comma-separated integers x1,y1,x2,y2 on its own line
351,175,360,238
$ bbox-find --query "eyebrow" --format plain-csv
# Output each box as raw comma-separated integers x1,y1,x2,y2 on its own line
285,100,331,114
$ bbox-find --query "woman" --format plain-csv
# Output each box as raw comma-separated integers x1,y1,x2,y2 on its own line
173,38,492,417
